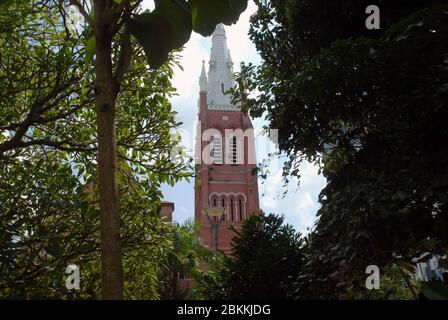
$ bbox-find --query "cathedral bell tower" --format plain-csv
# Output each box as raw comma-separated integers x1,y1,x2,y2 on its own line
194,24,260,253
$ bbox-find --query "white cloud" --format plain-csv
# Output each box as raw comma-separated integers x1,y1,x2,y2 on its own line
147,0,260,103
259,161,326,235
171,33,209,101
297,192,314,209
224,1,261,67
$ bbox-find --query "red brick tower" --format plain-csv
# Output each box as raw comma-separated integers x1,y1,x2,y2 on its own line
194,24,260,253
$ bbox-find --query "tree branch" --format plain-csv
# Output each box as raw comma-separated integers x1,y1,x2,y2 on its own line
114,26,131,84
69,0,94,26
2,138,97,153
108,0,128,36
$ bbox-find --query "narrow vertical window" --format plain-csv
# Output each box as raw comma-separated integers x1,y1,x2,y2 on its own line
211,134,223,164
230,199,234,221
222,198,227,221
232,136,237,164
239,198,243,221
228,136,238,164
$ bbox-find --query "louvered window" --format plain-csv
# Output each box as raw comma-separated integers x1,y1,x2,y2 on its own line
211,134,222,164
228,136,238,164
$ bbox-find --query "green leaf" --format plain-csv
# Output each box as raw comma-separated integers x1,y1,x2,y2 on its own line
44,243,62,257
86,34,96,63
189,0,248,36
127,0,192,69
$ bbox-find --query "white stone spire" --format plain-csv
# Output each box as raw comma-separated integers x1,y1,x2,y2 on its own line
199,60,207,92
203,23,239,111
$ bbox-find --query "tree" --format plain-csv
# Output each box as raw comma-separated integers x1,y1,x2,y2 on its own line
65,0,249,299
0,0,190,298
0,150,177,299
158,219,213,300
1,0,249,298
239,1,448,298
199,213,304,300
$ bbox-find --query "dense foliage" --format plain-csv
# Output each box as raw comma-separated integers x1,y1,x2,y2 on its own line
0,0,191,299
199,213,304,300
239,0,448,298
158,219,213,300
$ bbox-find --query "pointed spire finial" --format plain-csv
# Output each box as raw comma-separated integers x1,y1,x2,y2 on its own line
205,24,238,109
212,23,226,38
199,60,207,92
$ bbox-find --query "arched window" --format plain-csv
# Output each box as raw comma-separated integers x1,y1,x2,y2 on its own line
222,198,228,221
220,197,226,221
210,194,228,222
209,192,246,222
209,195,218,222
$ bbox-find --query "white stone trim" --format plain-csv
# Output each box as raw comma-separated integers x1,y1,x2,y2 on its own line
207,104,241,111
209,180,246,185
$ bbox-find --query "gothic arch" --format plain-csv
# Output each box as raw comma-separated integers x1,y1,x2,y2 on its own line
209,192,247,203
208,192,247,222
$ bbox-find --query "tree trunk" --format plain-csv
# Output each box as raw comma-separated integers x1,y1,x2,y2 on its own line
94,0,123,299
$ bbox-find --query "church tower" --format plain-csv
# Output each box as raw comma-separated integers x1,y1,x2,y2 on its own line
194,24,260,253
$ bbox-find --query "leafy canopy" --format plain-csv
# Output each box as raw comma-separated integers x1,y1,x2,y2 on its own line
239,0,448,298
0,0,191,299
127,0,248,68
199,213,304,300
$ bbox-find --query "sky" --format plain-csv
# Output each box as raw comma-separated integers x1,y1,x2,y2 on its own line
142,0,326,235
